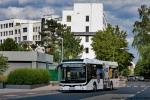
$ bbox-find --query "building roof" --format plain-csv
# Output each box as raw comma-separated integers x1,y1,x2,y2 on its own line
0,51,53,63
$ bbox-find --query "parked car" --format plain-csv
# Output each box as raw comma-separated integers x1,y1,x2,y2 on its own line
127,76,136,81
138,76,144,81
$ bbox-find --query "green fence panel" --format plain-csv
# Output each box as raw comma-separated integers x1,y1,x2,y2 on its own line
49,70,58,81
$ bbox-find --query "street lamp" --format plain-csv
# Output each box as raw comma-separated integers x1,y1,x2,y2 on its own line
58,37,63,62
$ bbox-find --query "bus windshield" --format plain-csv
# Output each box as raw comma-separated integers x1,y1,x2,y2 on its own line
60,63,86,83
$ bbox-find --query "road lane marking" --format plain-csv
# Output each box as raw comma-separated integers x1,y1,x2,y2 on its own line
4,94,18,97
129,94,135,97
137,91,141,94
26,93,37,95
4,91,60,99
141,85,145,87
134,86,138,87
141,89,144,92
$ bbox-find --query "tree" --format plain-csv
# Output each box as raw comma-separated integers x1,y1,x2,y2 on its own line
62,29,83,59
0,55,8,75
132,5,150,77
0,38,29,51
0,38,19,51
40,19,83,62
92,24,133,75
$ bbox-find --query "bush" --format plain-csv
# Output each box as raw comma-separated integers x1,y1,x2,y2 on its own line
7,68,50,85
0,75,7,83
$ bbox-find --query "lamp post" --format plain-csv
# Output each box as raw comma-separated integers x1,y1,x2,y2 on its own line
58,37,64,62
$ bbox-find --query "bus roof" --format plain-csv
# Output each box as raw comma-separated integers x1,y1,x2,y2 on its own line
62,58,118,68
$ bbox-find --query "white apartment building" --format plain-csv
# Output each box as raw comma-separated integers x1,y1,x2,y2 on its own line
61,2,107,59
0,18,41,44
0,1,107,59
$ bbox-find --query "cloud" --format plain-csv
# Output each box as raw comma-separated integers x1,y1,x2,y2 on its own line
0,0,11,4
0,6,54,19
127,37,134,45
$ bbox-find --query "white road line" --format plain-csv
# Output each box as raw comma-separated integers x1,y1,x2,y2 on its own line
141,90,144,92
129,94,135,97
137,91,141,94
26,93,37,95
127,86,131,87
141,85,145,87
4,94,18,97
144,87,147,90
134,86,138,87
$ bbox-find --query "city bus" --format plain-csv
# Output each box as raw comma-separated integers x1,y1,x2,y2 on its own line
58,58,119,91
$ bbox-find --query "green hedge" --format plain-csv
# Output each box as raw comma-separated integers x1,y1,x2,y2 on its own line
7,68,50,85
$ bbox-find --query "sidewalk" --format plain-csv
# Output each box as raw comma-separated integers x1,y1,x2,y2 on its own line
0,84,59,95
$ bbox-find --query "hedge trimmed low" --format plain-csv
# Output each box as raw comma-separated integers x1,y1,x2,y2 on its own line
7,68,50,85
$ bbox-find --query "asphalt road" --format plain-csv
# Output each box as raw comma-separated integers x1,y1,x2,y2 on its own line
2,81,150,100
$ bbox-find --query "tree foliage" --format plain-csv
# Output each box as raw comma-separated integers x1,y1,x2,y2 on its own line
92,24,133,74
62,29,83,59
0,38,29,51
0,38,19,51
40,19,83,62
133,5,150,77
0,54,8,75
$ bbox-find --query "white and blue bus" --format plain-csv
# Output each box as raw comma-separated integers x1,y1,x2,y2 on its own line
58,58,119,91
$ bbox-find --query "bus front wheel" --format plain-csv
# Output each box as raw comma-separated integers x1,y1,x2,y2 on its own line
93,82,97,91
110,82,113,90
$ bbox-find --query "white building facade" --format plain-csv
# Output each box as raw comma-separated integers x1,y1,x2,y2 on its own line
0,19,41,44
61,2,107,59
0,2,107,59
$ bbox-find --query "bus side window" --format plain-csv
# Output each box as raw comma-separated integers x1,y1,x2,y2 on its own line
91,65,97,78
96,64,103,79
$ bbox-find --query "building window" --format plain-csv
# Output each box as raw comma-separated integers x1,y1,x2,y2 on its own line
18,29,21,34
38,27,40,32
18,37,21,42
23,36,27,40
35,35,37,40
85,36,89,42
12,23,13,27
9,23,11,27
38,35,40,40
23,28,27,32
6,24,8,28
86,16,89,22
33,27,35,32
15,29,17,34
67,15,71,22
6,31,8,36
12,31,13,35
85,48,89,53
86,26,89,32
33,35,35,40
15,37,17,42
16,23,20,26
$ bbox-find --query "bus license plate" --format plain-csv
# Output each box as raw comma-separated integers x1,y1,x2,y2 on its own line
69,87,75,90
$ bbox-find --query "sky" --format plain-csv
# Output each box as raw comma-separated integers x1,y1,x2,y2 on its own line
0,0,150,63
